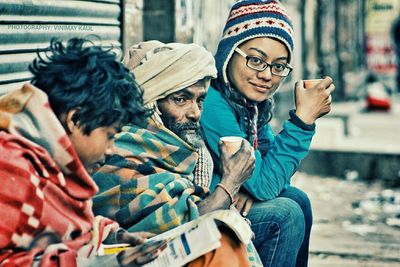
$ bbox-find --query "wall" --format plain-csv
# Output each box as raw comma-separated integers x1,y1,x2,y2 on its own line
143,0,175,43
122,0,143,53
0,0,123,94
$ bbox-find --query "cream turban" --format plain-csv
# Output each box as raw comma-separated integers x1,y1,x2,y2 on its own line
124,40,217,105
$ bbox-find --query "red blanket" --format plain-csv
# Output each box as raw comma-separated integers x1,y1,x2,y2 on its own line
0,84,117,267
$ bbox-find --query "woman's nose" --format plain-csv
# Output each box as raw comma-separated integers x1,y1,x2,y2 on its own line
256,65,273,80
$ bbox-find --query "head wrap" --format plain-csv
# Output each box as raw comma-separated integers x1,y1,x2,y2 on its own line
125,41,217,105
215,0,294,84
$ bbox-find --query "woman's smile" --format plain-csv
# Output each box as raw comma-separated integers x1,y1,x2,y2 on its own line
249,81,270,93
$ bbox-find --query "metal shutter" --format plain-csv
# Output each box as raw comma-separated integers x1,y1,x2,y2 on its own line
0,0,122,94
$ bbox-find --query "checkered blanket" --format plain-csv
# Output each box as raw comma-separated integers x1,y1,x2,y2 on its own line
0,84,118,267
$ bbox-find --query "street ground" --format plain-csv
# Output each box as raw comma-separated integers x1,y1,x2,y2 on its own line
292,172,400,267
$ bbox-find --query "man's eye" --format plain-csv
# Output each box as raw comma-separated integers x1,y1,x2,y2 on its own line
248,57,263,66
173,97,186,104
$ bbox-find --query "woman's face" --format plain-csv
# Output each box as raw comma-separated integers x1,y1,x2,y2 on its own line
227,37,289,102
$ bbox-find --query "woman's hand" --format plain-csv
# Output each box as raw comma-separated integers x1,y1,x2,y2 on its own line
235,191,255,217
294,76,335,124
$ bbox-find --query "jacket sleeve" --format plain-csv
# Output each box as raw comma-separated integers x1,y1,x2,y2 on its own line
241,121,314,200
201,88,314,201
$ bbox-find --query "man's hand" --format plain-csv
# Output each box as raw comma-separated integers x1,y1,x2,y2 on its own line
198,139,255,215
219,139,255,195
294,76,335,124
116,230,156,245
117,239,167,267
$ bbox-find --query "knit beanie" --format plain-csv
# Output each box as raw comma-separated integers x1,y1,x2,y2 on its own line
215,0,294,84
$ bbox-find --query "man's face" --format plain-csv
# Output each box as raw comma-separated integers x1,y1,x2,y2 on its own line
157,79,209,148
65,111,119,174
69,125,118,174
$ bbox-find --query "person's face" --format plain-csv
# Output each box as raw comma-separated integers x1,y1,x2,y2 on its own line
65,111,118,174
227,37,289,102
157,79,209,148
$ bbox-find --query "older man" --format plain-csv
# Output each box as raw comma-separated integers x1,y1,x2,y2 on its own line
92,41,259,266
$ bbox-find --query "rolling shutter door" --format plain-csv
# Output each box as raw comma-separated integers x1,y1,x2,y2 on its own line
0,0,122,94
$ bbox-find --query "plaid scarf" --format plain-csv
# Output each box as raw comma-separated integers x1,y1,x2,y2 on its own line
92,119,210,234
0,84,118,267
217,82,260,149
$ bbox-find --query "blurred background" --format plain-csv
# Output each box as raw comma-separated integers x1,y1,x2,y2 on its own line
1,0,400,265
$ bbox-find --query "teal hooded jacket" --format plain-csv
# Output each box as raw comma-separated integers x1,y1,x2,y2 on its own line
201,86,315,201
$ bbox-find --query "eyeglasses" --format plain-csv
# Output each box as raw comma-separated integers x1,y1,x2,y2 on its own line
234,47,293,77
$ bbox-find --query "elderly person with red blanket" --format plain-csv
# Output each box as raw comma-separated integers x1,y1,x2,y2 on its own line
0,38,159,267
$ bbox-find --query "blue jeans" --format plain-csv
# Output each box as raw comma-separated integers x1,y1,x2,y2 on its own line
279,186,312,266
246,186,312,267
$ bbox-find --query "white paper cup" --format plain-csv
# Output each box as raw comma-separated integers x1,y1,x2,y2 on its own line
220,136,243,154
303,79,323,89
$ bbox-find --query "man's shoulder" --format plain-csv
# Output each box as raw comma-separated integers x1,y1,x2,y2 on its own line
0,131,38,175
0,131,27,153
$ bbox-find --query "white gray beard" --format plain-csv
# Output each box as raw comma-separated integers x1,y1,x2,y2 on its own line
181,132,204,149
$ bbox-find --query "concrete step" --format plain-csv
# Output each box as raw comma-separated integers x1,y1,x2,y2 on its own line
299,150,400,186
301,99,400,185
311,110,400,154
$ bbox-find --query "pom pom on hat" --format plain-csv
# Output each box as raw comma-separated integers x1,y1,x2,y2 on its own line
215,0,294,84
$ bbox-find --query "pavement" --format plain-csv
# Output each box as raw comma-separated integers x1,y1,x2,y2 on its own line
292,172,400,267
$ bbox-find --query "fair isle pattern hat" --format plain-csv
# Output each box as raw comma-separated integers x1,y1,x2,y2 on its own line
215,0,294,84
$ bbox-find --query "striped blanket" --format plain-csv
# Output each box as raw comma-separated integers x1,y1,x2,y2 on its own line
92,119,209,233
92,119,263,266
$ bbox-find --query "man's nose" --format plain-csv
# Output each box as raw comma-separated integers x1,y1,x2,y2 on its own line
105,142,115,156
186,102,201,121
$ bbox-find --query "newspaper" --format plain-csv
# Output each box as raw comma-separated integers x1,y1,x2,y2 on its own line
149,209,253,244
99,209,253,267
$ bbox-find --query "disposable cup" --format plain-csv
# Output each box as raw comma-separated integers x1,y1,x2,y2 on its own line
303,79,323,89
220,136,243,154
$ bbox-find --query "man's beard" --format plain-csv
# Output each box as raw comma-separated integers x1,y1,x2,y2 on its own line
161,117,204,148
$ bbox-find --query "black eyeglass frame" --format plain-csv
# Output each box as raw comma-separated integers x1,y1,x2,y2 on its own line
234,47,293,77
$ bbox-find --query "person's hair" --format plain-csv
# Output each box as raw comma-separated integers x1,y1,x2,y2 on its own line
30,38,152,134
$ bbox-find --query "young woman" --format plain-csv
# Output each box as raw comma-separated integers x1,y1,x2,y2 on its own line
201,1,335,266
